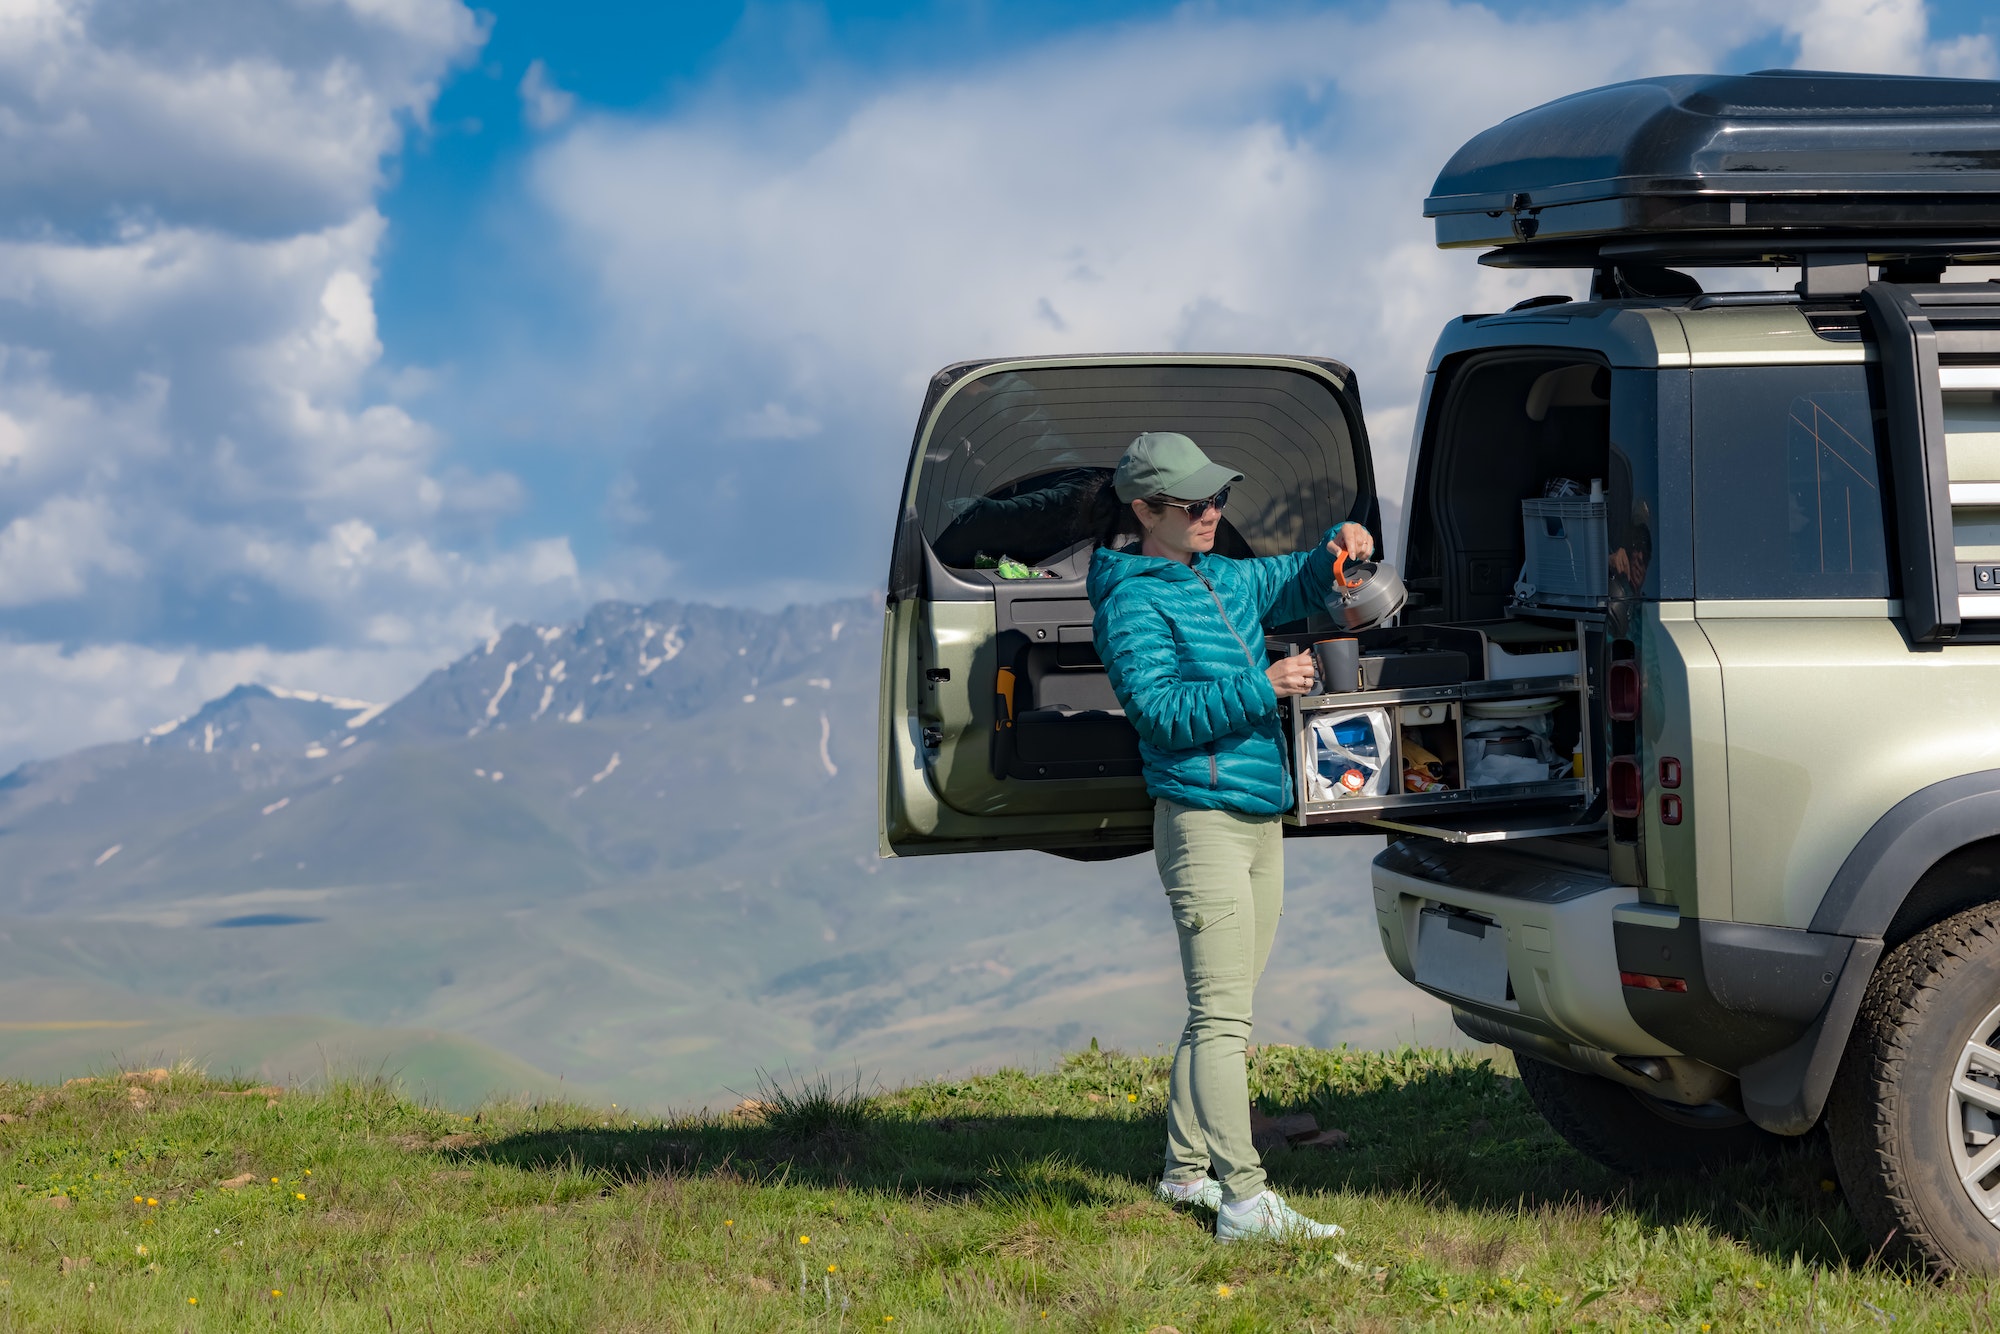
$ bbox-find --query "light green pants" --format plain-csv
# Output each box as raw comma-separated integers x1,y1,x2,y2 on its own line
1154,798,1284,1205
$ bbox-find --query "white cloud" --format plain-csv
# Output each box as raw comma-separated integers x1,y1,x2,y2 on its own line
526,0,1992,593
519,58,575,130
0,0,673,765
1786,0,1996,77
0,494,139,605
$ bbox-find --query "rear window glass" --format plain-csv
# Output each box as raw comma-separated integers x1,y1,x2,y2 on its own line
1692,366,1894,599
916,364,1365,567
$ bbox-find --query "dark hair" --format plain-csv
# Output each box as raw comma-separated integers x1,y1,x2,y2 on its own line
1093,483,1148,549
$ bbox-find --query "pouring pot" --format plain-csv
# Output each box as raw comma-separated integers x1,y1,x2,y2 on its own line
1327,551,1408,631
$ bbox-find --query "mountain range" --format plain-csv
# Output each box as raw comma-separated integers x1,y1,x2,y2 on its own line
0,596,1448,1108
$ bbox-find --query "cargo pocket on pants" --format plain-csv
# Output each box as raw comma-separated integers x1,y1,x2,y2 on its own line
1168,892,1242,991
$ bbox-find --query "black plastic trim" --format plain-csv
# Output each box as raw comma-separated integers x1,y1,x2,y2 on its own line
1736,938,1883,1135
1859,282,1959,643
1811,768,2000,937
1614,916,1851,1073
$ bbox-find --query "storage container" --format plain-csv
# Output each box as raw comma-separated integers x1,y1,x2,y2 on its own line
1485,639,1582,681
1516,497,1607,610
1286,670,1592,833
1424,71,2000,268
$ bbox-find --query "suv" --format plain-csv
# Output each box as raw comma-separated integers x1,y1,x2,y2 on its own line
878,70,2000,1274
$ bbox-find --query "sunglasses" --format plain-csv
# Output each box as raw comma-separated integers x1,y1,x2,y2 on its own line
1146,487,1230,520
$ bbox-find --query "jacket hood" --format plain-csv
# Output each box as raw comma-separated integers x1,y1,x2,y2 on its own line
1087,544,1203,603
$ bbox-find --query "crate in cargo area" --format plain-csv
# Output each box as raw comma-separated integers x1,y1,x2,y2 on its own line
1517,497,1607,609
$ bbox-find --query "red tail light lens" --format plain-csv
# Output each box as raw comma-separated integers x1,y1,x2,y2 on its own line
1620,971,1688,993
1608,660,1640,720
1609,755,1642,817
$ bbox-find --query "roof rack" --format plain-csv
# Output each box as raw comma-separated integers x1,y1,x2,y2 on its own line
1428,71,2000,273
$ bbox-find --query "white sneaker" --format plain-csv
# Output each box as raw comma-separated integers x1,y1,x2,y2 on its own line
1216,1190,1345,1243
1155,1177,1222,1210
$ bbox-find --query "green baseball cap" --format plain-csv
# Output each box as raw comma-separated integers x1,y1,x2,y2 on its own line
1111,432,1244,503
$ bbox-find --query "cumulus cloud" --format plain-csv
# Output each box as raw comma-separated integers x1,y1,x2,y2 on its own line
0,0,659,765
519,58,576,130
0,0,1989,766
525,0,1993,590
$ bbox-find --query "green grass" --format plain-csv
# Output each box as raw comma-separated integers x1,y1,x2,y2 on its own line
1,1045,1994,1331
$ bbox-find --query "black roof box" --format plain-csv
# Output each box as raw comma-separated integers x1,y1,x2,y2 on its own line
1429,70,2000,269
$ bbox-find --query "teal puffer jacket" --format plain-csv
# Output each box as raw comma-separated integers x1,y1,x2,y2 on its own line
1087,534,1342,816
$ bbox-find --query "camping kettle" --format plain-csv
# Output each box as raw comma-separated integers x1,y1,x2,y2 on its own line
1327,549,1407,631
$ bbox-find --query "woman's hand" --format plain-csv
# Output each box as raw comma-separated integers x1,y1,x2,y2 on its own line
1267,650,1317,698
1328,523,1374,561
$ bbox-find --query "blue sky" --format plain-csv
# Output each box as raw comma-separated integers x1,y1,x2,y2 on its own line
0,0,1992,763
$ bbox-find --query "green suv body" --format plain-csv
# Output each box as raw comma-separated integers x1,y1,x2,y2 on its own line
880,71,2000,1273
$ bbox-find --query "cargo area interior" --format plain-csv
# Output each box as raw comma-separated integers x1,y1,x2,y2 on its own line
911,362,1370,794
1286,352,1612,832
906,358,1608,834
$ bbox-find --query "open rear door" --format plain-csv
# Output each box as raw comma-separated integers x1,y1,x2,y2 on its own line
878,356,1379,858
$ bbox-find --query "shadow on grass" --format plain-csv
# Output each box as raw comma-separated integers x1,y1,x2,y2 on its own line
458,1055,1867,1267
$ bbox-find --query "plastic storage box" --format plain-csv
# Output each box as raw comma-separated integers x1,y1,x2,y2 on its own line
1516,497,1607,610
1424,71,2000,266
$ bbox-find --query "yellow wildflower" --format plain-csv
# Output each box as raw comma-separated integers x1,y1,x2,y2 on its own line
828,1264,838,1274
1217,1284,1233,1298
1127,1093,1137,1101
294,1192,305,1201
134,1245,147,1256
145,1198,157,1207
132,1195,142,1204
270,1177,279,1184
799,1234,810,1244
271,1290,282,1298
187,1297,197,1305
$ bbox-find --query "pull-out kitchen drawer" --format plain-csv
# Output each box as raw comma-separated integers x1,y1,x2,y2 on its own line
1285,671,1592,828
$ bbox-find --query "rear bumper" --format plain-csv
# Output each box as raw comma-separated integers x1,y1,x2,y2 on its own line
1371,838,1881,1134
1371,839,1663,1055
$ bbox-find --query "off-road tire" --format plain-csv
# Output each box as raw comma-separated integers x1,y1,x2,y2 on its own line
1518,1055,1782,1176
1827,903,2000,1276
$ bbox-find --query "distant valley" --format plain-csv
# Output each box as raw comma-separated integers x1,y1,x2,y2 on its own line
0,597,1449,1108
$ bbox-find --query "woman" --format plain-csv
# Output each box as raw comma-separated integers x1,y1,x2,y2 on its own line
1087,430,1375,1243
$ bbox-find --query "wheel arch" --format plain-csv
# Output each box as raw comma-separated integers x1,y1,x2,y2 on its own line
1813,769,2000,942
1741,772,2000,1137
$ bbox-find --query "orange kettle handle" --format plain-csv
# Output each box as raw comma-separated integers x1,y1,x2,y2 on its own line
1333,547,1362,590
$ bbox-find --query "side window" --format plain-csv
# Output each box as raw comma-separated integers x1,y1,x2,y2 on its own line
1691,366,1894,599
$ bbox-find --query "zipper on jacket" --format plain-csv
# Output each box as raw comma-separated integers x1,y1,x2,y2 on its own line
1198,566,1285,808
1195,569,1260,670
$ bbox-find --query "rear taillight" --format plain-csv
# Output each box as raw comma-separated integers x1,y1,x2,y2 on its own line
1608,659,1640,720
1609,755,1642,817
1620,971,1688,993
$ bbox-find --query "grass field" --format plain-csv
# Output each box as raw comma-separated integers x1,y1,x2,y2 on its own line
1,1044,1993,1331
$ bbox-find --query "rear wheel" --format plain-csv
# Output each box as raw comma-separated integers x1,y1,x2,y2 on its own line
1518,1055,1782,1176
1827,904,2000,1275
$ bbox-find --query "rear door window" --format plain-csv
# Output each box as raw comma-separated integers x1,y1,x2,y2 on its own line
1691,365,1895,599
917,363,1370,567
